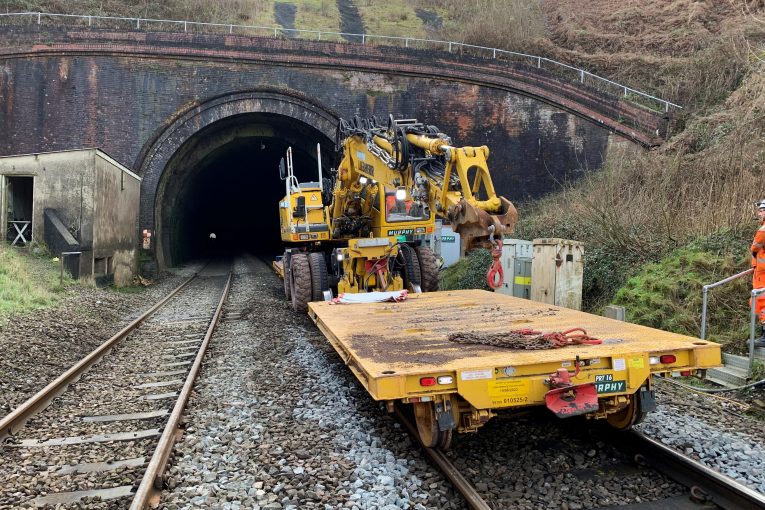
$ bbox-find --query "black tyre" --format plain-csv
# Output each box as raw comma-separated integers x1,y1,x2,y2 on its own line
415,246,439,292
283,252,292,300
400,244,421,290
308,252,329,302
290,253,312,313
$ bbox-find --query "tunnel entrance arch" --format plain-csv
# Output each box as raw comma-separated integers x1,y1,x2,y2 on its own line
135,90,338,268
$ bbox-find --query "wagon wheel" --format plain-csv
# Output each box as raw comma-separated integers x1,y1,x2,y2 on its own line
290,253,312,313
413,402,453,450
606,394,645,430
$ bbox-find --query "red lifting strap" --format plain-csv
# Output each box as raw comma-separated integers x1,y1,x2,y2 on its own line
510,327,602,348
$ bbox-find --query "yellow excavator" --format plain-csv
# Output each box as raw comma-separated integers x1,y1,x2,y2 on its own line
278,116,518,312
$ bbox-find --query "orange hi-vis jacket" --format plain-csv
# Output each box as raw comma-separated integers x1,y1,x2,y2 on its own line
752,221,765,323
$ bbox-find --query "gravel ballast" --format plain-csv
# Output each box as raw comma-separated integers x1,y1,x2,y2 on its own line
3,255,764,508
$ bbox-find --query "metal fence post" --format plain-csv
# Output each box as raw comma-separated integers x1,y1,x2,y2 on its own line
700,286,709,340
448,41,452,52
750,289,763,371
362,33,365,44
493,48,496,58
88,16,92,26
184,21,187,32
580,70,584,83
37,12,41,24
229,24,233,34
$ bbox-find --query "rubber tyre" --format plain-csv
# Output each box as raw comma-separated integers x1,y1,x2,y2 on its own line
290,253,312,313
283,252,292,300
308,252,329,302
400,245,421,290
415,246,439,292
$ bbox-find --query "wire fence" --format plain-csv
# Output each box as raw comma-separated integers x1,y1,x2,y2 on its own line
0,11,682,113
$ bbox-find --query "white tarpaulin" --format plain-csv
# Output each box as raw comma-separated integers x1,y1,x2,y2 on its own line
330,290,408,304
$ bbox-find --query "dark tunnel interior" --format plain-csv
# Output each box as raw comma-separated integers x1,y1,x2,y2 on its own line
158,113,333,266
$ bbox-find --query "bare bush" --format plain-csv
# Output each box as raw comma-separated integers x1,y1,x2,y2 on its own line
425,0,547,52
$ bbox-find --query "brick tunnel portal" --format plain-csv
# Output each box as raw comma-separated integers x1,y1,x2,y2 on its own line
156,112,333,266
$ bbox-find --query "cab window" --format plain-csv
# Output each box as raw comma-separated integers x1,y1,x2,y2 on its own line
384,188,429,223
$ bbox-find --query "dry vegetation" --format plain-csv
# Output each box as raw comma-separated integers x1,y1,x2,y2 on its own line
1,0,274,25
3,0,765,339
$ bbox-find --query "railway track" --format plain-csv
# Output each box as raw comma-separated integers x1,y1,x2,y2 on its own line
0,261,232,509
395,407,765,510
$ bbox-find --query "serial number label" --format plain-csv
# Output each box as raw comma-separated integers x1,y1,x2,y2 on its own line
460,369,492,381
492,396,529,407
488,379,529,399
595,380,626,394
594,374,613,382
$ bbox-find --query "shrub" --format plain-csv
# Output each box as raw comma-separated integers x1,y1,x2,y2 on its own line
439,248,492,291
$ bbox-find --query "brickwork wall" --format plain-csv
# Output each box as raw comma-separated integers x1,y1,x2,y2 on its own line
0,26,662,229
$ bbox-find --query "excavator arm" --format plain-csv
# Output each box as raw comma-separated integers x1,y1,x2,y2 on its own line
337,116,517,255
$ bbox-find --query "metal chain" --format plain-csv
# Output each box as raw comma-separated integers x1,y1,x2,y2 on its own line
366,140,397,169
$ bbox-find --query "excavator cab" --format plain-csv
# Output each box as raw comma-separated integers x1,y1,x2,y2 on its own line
278,145,330,244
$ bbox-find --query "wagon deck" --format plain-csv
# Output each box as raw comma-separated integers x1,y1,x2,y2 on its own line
308,289,721,409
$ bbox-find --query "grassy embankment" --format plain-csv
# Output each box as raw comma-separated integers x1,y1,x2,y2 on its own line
0,244,69,320
436,1,765,351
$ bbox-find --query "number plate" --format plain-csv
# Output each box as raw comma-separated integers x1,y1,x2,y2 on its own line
595,380,626,394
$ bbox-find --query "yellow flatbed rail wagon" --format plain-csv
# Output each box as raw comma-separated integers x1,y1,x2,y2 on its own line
308,289,722,449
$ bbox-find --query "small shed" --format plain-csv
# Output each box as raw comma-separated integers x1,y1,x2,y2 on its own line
0,149,141,286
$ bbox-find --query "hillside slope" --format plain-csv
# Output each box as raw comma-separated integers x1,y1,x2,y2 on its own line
4,0,765,342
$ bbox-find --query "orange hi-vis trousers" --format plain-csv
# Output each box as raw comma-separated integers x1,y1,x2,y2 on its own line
752,223,765,323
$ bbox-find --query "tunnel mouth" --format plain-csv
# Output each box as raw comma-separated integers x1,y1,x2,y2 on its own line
156,112,334,267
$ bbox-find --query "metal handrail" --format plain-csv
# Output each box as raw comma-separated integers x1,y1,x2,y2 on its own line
700,268,757,372
748,287,764,371
0,11,682,113
700,268,753,340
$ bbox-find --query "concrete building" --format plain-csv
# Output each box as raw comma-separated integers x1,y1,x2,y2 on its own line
0,149,141,286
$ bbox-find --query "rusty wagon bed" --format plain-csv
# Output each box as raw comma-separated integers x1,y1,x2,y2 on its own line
308,289,721,410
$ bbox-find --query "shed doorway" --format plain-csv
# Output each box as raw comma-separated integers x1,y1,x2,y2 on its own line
4,176,34,245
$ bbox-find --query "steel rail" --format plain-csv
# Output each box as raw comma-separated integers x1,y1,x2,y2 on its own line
130,271,233,509
626,430,765,510
393,407,491,510
0,273,198,440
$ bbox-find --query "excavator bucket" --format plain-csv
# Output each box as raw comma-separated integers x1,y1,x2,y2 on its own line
450,196,518,254
544,383,599,418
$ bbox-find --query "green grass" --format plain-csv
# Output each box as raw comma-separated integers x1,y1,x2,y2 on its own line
294,0,341,34
612,228,754,352
439,248,492,291
355,0,426,38
0,244,70,318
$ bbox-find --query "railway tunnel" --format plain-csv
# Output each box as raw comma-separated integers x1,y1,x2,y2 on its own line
155,112,334,266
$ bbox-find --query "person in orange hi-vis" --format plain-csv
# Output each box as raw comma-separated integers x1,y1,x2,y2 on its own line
751,200,765,348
